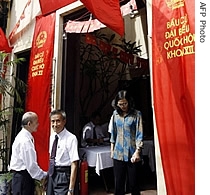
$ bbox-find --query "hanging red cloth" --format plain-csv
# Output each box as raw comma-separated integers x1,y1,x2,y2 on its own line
152,0,195,194
39,0,76,15
80,0,124,36
25,13,56,170
39,0,124,36
0,28,13,53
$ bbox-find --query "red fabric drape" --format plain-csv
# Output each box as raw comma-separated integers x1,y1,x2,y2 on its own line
152,1,195,194
25,13,56,171
39,0,76,15
39,0,124,36
80,0,124,36
0,27,12,53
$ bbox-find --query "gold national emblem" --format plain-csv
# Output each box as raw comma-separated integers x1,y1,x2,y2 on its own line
36,31,47,48
165,0,185,10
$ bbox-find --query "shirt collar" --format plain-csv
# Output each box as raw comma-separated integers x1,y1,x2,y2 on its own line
90,121,95,128
54,127,66,139
22,128,33,138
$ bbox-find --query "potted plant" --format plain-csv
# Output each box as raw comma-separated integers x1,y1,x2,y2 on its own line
0,172,12,195
0,51,26,194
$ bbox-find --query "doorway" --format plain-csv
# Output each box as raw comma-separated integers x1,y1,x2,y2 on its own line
11,50,30,143
61,31,156,193
60,4,156,192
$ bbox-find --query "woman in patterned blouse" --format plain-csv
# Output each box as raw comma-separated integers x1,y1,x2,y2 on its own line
108,90,143,195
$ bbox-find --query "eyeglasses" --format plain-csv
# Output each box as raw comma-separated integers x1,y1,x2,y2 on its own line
117,102,128,107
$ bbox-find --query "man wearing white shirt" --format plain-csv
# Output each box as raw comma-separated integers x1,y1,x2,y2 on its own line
46,109,79,195
9,111,47,195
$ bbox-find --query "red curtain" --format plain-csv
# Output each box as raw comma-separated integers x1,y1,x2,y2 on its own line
25,13,56,170
0,27,12,53
152,1,195,194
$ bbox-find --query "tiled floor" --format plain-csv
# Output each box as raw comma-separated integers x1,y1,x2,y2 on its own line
90,189,157,195
89,179,157,195
89,185,157,195
88,162,157,195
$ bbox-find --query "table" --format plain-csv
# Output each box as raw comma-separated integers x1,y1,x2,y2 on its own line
79,140,155,174
142,140,156,172
79,145,113,192
79,145,113,176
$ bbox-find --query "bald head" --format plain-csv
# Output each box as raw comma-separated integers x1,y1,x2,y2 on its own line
21,112,39,132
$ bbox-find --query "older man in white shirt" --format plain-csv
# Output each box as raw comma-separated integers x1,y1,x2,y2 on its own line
9,111,47,195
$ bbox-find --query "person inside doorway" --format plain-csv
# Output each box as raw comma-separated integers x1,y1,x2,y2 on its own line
81,111,109,147
109,90,143,195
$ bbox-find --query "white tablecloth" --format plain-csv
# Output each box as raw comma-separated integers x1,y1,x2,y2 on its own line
79,145,113,175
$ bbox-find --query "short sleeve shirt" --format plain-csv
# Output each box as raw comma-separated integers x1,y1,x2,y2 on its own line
49,128,79,166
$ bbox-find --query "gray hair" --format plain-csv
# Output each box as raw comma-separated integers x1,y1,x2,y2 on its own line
50,109,66,120
21,112,37,126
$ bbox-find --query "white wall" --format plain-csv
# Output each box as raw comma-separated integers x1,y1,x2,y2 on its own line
124,8,148,59
8,0,41,53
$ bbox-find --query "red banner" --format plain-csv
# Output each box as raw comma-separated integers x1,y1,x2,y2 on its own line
65,0,134,34
80,0,124,36
152,1,195,194
39,0,76,15
0,27,12,53
39,0,124,36
25,13,56,171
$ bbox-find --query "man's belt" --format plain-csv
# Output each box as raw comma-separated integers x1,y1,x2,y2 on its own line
54,166,70,172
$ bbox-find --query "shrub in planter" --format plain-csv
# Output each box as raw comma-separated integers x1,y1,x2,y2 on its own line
0,172,12,195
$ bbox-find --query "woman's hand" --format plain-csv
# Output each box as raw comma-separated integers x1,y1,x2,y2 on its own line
110,143,114,158
110,150,114,158
131,150,141,163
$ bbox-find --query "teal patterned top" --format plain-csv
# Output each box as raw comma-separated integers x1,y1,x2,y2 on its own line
109,110,143,161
